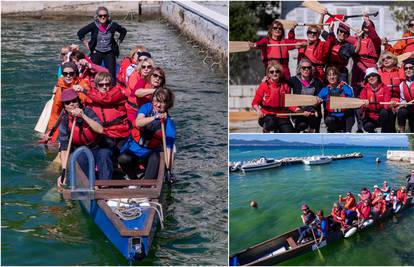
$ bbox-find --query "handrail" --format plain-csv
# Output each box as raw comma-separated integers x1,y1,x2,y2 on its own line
69,146,95,190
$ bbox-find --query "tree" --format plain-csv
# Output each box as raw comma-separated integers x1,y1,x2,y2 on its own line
407,134,414,150
390,2,414,32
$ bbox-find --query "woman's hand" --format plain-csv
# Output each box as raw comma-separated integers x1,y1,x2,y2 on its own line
70,44,80,52
71,108,84,118
72,84,84,92
248,41,256,49
78,59,92,69
155,112,167,120
82,39,89,50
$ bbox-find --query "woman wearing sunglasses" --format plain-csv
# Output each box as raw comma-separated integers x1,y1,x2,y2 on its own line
252,62,299,133
350,13,381,95
248,20,299,79
47,62,89,142
57,89,113,188
359,68,394,133
69,50,109,85
126,58,156,126
117,45,151,90
287,58,324,133
119,88,176,180
81,72,130,173
397,58,414,132
77,6,127,84
384,19,414,56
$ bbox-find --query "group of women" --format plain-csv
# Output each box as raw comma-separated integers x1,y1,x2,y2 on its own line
43,6,176,187
297,183,410,244
250,12,414,133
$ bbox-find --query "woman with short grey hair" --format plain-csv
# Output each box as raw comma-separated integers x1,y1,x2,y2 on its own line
78,6,127,84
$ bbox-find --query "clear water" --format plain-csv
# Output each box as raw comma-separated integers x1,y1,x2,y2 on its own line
229,145,414,265
1,17,228,265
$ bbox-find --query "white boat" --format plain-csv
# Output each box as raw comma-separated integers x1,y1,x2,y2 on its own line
303,155,332,165
241,157,281,172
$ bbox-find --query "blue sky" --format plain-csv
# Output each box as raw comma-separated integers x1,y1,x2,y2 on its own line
230,134,409,147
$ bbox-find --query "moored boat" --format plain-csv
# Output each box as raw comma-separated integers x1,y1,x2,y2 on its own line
302,155,332,165
62,146,167,263
241,157,281,172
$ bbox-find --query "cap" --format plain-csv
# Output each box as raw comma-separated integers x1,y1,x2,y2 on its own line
403,58,414,66
374,185,379,188
61,89,79,102
137,51,152,59
364,67,380,79
338,23,350,34
301,204,309,210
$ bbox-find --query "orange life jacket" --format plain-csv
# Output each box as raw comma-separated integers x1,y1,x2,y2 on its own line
68,115,99,146
379,67,404,99
396,189,408,203
131,121,163,150
117,56,134,88
402,81,414,102
328,41,348,67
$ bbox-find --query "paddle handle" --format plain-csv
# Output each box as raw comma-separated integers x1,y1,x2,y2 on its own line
327,12,359,33
160,118,170,171
379,102,414,105
345,11,378,19
60,117,76,186
387,36,414,42
265,43,307,47
276,112,318,117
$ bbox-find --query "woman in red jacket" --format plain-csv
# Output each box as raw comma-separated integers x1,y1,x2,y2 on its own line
359,68,395,132
249,20,298,79
251,62,300,133
397,58,414,132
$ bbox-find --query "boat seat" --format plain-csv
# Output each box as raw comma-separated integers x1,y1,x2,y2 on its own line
287,237,297,248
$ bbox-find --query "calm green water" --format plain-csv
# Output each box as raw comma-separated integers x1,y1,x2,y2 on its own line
230,145,414,265
1,18,227,265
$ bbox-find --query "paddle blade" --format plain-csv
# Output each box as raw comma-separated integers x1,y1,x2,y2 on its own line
303,0,326,14
398,52,412,64
229,41,250,53
329,96,367,109
277,19,297,29
229,111,258,122
325,14,345,23
284,94,318,107
34,97,54,134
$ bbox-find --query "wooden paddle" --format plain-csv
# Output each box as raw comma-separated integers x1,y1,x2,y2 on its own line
161,117,174,188
302,1,359,33
229,41,307,53
277,19,327,29
58,117,76,190
285,94,319,107
388,36,414,42
397,52,413,63
39,110,64,144
330,96,414,109
229,111,318,121
34,94,55,134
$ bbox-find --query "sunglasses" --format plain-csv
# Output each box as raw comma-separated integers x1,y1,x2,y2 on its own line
142,65,153,70
301,66,312,70
307,31,318,35
384,56,393,60
367,74,377,79
98,82,111,87
63,99,78,105
338,29,350,34
98,14,108,18
405,66,414,70
408,23,414,27
272,27,283,31
62,71,75,77
61,52,67,56
152,73,164,79
269,70,281,75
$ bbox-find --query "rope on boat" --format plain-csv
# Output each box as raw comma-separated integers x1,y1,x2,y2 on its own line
108,198,165,228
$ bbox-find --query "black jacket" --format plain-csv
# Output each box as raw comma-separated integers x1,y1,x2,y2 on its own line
77,20,127,57
287,75,324,113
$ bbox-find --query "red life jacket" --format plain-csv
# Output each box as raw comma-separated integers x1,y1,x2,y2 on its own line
402,81,414,102
404,35,414,53
126,81,152,112
328,41,348,67
357,203,371,219
360,83,389,120
356,37,379,66
262,37,290,65
299,41,326,66
117,56,133,88
379,67,403,99
87,86,130,139
325,84,348,113
131,121,163,149
252,81,293,116
396,189,408,203
68,115,99,146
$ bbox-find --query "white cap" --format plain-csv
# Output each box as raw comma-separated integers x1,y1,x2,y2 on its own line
364,67,379,79
374,185,379,188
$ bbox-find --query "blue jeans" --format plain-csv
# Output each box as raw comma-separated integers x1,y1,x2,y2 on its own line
77,146,113,180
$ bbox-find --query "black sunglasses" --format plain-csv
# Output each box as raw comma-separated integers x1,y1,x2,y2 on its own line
272,27,283,31
408,23,414,27
152,73,164,79
307,31,318,35
338,29,350,34
98,82,111,87
63,99,78,105
405,66,414,70
301,66,312,70
98,14,108,18
62,71,75,77
269,70,281,75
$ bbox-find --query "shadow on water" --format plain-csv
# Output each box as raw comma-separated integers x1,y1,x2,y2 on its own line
1,17,227,266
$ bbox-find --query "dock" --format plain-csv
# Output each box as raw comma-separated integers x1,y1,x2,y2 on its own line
229,152,363,172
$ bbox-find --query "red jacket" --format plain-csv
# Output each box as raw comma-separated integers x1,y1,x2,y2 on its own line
401,81,414,103
357,202,371,219
359,83,391,121
251,80,297,117
396,189,408,204
378,67,405,100
385,32,414,55
339,195,357,210
372,198,387,215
